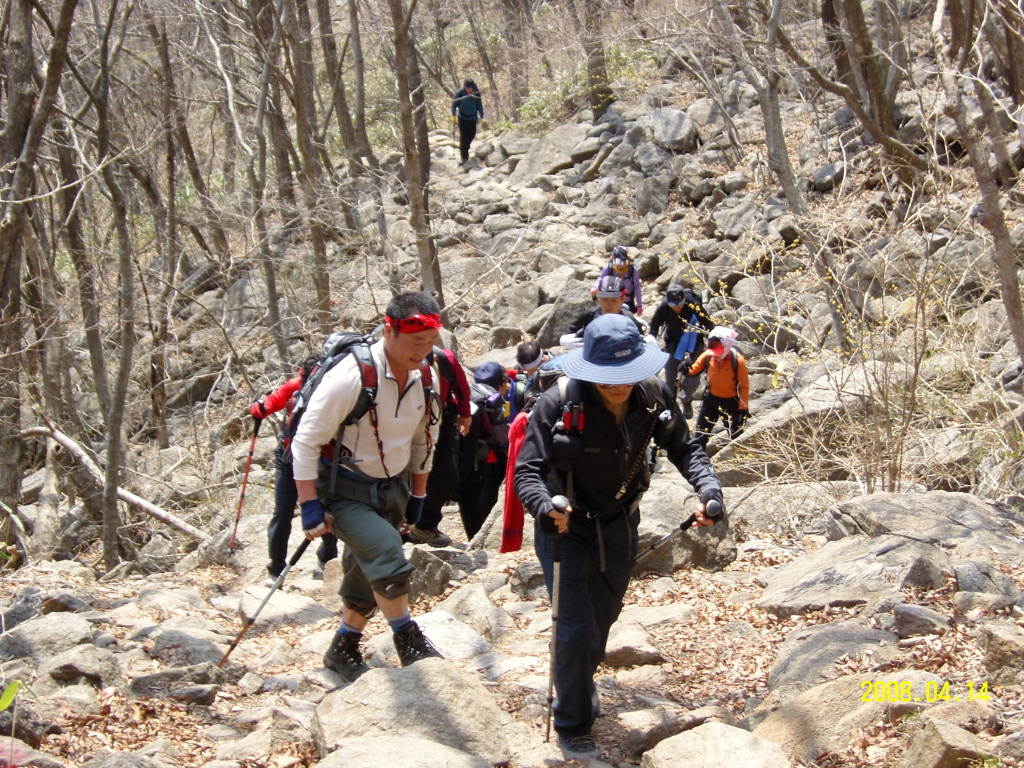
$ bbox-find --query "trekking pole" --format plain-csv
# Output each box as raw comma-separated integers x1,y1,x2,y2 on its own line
635,499,722,565
545,494,570,743
228,418,261,554
218,537,311,668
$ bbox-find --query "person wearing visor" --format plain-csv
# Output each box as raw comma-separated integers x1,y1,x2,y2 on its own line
291,292,443,682
593,245,643,314
687,325,750,447
649,284,715,417
514,314,723,759
561,274,643,350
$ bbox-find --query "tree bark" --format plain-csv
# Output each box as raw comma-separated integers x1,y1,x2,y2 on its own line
580,0,614,115
932,0,1024,366
386,0,445,307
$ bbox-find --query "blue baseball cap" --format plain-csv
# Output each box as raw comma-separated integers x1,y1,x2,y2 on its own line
562,314,668,385
474,361,506,389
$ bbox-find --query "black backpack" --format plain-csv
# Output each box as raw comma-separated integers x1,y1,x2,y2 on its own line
283,332,438,482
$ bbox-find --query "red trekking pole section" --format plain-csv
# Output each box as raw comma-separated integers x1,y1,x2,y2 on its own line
229,418,261,553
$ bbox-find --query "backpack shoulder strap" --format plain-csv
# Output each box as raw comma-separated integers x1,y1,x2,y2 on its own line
343,343,378,425
558,378,584,435
731,349,740,398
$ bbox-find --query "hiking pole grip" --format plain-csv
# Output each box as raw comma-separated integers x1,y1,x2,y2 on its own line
218,538,311,668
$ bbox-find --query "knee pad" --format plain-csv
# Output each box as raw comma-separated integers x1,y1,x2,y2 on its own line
342,598,378,619
371,573,411,600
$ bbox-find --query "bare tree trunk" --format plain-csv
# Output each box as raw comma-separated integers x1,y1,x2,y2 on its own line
0,0,79,537
464,0,503,119
282,0,333,335
386,0,445,306
53,119,113,417
499,0,530,113
314,0,360,171
580,0,614,115
932,0,1024,366
348,0,378,167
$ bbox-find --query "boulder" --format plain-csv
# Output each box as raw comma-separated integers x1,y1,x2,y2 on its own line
313,736,491,768
0,613,94,663
34,644,122,695
900,719,992,768
650,108,700,153
508,123,589,187
129,662,225,700
633,475,736,573
509,188,551,221
824,491,1024,566
149,625,230,667
952,560,1021,597
490,282,542,329
641,722,790,768
238,586,333,626
0,736,64,768
436,584,513,642
754,670,939,762
633,142,674,175
311,658,510,764
767,620,900,690
893,605,951,638
604,623,665,667
536,280,595,348
977,621,1024,684
707,198,769,241
755,535,952,618
813,161,846,191
407,546,454,602
79,754,167,768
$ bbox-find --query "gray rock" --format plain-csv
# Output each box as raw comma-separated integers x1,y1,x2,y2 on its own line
508,124,589,187
510,560,547,597
637,174,671,216
754,670,938,762
708,199,768,241
900,719,990,768
824,491,1024,565
606,222,651,250
0,612,94,663
501,136,537,156
80,754,167,768
634,476,736,573
953,560,1021,597
311,658,510,764
650,108,700,153
578,199,641,233
604,623,665,667
813,161,846,191
0,701,60,748
952,590,1016,615
150,626,229,666
755,535,952,618
767,620,900,690
978,621,1024,684
43,683,101,715
238,586,333,627
0,736,65,768
893,604,951,638
719,170,750,193
368,611,489,664
569,136,602,164
34,644,122,694
436,584,513,642
129,662,225,699
536,280,595,348
997,732,1024,763
509,188,551,222
490,282,542,329
407,546,454,602
313,736,491,768
642,722,791,768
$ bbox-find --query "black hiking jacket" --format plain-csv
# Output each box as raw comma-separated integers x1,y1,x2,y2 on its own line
514,378,721,520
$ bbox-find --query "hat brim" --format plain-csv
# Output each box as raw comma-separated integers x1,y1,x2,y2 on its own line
561,343,669,385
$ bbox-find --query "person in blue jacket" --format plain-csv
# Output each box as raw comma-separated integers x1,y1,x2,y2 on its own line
451,78,485,164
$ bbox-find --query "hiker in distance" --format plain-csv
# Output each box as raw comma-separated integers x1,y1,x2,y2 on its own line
249,361,339,585
514,313,723,759
687,325,750,447
560,274,643,349
648,284,715,418
452,78,485,165
291,292,444,682
408,346,473,548
593,246,643,314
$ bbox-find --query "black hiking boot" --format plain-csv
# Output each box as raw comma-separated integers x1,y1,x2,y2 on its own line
392,621,443,666
323,632,369,683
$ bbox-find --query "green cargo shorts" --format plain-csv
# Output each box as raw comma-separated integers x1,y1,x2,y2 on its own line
318,466,412,616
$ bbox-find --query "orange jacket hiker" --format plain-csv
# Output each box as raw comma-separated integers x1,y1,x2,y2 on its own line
687,348,749,409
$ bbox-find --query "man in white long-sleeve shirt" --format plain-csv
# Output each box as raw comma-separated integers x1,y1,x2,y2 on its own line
291,291,443,681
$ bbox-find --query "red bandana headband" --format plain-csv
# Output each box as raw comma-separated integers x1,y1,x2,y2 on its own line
385,313,442,334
